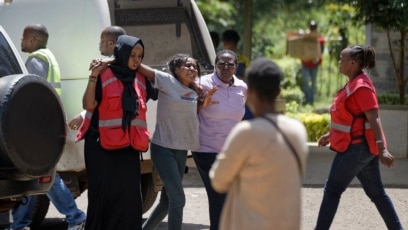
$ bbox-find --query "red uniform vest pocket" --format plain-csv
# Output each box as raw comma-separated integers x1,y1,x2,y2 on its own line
99,126,130,150
130,127,149,152
330,129,351,153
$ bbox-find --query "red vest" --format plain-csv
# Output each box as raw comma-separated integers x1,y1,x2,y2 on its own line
76,69,150,152
329,73,381,155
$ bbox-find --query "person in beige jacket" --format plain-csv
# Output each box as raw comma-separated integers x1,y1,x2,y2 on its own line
210,57,309,230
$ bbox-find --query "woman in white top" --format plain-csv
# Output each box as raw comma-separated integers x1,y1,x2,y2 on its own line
139,54,216,230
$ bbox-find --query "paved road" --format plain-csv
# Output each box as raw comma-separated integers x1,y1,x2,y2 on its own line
43,159,408,229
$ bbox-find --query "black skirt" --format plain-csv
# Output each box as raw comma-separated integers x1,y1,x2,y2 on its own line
84,133,142,230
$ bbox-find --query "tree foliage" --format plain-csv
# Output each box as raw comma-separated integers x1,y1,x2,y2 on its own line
195,0,236,30
343,0,408,31
195,0,364,102
336,0,408,104
196,0,364,57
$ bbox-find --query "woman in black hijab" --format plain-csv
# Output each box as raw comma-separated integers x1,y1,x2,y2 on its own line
80,35,148,230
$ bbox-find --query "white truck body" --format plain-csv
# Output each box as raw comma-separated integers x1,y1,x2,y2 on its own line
0,0,215,223
0,0,215,170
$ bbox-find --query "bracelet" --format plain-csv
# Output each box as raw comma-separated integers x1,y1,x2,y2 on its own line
89,79,96,83
376,140,384,143
89,75,97,80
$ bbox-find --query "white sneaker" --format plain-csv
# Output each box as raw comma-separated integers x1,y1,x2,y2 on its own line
67,221,85,230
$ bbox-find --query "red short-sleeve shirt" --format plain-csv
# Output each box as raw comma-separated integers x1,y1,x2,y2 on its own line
346,87,378,141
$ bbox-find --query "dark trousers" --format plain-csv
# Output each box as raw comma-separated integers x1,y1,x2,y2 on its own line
315,143,403,230
84,134,142,230
192,152,226,230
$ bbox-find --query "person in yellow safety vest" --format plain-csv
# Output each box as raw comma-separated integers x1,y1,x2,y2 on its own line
27,48,62,95
315,45,403,230
9,24,86,230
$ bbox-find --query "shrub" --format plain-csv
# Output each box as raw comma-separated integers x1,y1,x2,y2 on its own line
377,93,408,105
293,112,330,142
281,88,304,105
285,101,330,142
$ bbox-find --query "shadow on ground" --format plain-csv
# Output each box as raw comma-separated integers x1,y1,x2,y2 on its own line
153,221,210,230
37,218,66,230
39,218,210,230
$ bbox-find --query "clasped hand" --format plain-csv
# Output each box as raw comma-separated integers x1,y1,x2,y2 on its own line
89,58,113,75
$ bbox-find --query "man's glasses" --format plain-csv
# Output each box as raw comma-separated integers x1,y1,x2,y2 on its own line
216,62,236,69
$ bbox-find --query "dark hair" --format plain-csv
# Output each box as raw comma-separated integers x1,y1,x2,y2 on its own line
168,53,200,77
348,45,376,70
222,30,240,44
245,57,282,103
215,50,238,65
210,31,220,49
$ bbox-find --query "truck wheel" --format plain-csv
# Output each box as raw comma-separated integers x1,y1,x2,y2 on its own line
141,173,158,213
0,74,65,178
30,195,50,229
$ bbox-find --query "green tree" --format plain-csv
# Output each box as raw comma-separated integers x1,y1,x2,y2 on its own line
338,0,408,104
196,0,364,104
196,0,236,31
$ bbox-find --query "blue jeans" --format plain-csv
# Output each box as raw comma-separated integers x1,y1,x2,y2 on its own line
301,65,318,105
192,152,226,230
11,173,86,229
142,143,187,230
315,143,403,230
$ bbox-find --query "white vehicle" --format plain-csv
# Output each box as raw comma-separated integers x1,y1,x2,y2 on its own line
0,0,215,227
0,25,65,228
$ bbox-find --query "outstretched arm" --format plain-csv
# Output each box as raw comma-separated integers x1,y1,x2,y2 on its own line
138,63,156,82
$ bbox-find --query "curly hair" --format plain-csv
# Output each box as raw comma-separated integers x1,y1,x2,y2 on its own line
168,53,200,77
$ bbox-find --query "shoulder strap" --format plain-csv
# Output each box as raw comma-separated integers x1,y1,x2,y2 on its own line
262,115,303,178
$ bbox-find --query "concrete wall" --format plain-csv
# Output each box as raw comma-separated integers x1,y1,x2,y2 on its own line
306,143,408,186
366,24,408,94
379,105,408,158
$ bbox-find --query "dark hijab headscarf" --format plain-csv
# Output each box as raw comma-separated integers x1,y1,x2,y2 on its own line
109,35,144,130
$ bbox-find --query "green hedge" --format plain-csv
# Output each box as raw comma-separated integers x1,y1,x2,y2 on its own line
284,101,330,142
292,112,330,142
284,93,408,142
377,93,408,105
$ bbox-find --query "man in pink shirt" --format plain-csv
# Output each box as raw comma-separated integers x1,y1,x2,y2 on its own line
192,49,247,230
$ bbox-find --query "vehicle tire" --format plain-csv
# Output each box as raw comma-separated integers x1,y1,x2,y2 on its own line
0,74,65,178
141,173,158,213
30,195,50,230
